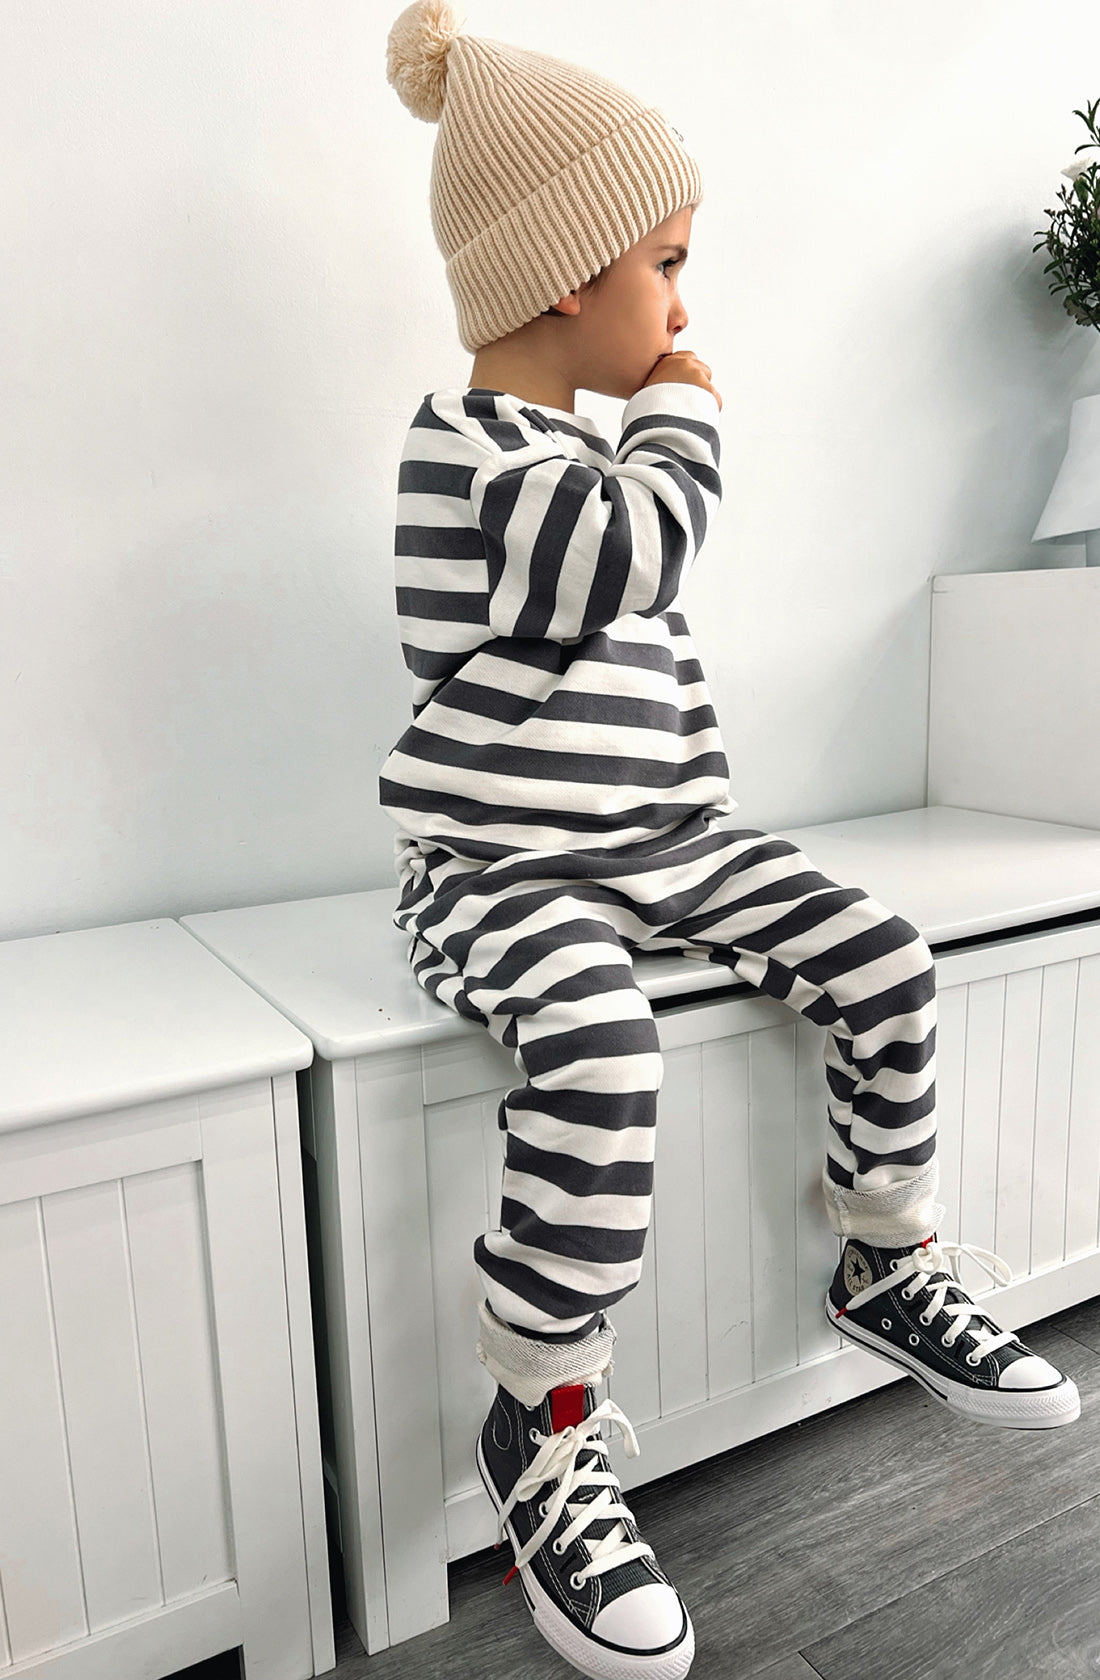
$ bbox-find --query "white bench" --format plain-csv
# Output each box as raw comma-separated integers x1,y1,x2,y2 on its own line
181,804,1100,1657
0,919,335,1680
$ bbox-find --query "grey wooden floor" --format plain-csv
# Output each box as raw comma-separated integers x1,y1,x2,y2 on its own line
173,1293,1100,1680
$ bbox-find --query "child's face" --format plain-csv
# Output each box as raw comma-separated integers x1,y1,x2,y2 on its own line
467,205,696,413
569,205,694,400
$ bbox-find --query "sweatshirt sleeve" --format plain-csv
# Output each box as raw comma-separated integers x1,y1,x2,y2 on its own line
435,383,722,643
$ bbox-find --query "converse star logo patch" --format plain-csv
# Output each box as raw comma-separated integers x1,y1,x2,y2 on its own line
843,1245,873,1300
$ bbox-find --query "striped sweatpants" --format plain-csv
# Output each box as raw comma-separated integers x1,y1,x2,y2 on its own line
394,818,944,1338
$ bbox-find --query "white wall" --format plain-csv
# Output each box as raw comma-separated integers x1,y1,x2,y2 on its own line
5,0,1100,940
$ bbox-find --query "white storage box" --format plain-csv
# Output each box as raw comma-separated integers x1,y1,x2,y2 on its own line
182,806,1100,1656
929,567,1100,828
0,919,334,1680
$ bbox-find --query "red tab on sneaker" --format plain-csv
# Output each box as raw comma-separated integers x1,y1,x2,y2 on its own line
551,1383,586,1432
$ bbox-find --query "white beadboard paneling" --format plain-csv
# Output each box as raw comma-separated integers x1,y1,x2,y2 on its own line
652,1044,708,1417
606,1175,661,1431
354,1049,449,1648
122,1163,231,1602
749,1025,799,1383
0,1582,241,1680
794,1017,842,1368
426,1090,500,1501
959,975,1004,1261
309,1057,389,1654
198,1080,314,1680
996,968,1043,1275
934,982,967,1250
1032,960,1080,1271
269,1069,335,1679
702,1031,755,1395
422,1033,516,1108
41,1180,163,1632
1066,956,1100,1258
0,1096,200,1209
0,1200,87,1663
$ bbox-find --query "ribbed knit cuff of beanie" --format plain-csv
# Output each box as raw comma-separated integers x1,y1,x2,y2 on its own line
476,1298,617,1408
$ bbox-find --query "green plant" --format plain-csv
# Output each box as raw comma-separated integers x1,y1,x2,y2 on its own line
1033,98,1100,328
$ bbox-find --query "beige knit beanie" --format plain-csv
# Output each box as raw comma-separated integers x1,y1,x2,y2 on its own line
385,0,705,353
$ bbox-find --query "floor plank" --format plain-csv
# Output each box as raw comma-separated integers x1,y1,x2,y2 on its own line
801,1491,1100,1679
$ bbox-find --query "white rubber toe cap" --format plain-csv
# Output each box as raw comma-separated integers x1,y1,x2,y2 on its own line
998,1354,1065,1390
591,1581,686,1650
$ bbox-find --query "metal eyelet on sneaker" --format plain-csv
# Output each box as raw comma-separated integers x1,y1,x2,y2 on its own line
552,1539,565,1555
919,1312,933,1326
965,1352,982,1367
909,1334,920,1346
881,1318,892,1329
528,1429,539,1442
570,1572,585,1591
538,1501,549,1517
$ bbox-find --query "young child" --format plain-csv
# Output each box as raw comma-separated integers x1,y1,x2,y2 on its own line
382,6,1080,1675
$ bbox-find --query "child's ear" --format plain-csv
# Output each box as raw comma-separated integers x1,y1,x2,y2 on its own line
545,290,582,316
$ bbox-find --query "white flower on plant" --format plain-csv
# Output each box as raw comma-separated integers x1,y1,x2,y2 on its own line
1063,146,1100,180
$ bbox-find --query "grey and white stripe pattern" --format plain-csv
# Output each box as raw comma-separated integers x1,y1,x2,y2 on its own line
396,822,940,1338
378,381,739,865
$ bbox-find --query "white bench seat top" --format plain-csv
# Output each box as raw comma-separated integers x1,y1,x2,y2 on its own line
179,806,1100,1062
0,918,313,1131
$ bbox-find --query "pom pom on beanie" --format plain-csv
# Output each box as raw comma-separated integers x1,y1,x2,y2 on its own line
385,2,704,351
386,0,466,124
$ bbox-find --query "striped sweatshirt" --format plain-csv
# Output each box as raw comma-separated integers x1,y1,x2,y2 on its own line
378,381,739,876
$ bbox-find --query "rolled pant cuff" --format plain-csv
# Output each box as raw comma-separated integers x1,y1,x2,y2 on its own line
821,1158,946,1248
476,1298,617,1408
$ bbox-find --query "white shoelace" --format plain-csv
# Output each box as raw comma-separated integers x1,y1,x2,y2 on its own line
497,1398,655,1583
840,1237,1019,1364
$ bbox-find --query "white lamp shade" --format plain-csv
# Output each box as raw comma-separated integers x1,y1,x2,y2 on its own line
1032,392,1100,543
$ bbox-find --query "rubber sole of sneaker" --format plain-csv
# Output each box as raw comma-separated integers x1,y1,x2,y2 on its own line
475,1434,696,1680
825,1292,1081,1428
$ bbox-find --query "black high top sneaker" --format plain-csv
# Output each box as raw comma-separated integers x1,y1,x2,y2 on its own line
476,1378,695,1680
825,1234,1080,1428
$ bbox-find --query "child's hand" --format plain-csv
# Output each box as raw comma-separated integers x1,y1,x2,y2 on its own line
640,350,722,411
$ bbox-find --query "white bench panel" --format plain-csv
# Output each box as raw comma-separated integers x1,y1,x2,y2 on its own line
353,1051,449,1650
0,1096,201,1208
123,1162,232,1603
0,917,330,1680
1067,955,1100,1258
794,1017,845,1370
604,1187,661,1429
699,1030,756,1398
748,1024,800,1387
933,982,967,1252
0,1200,88,1664
42,1180,163,1633
198,1082,317,1680
997,967,1044,1276
958,974,1005,1261
652,1044,708,1417
1031,957,1081,1273
426,1089,500,1504
4,1585,241,1680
